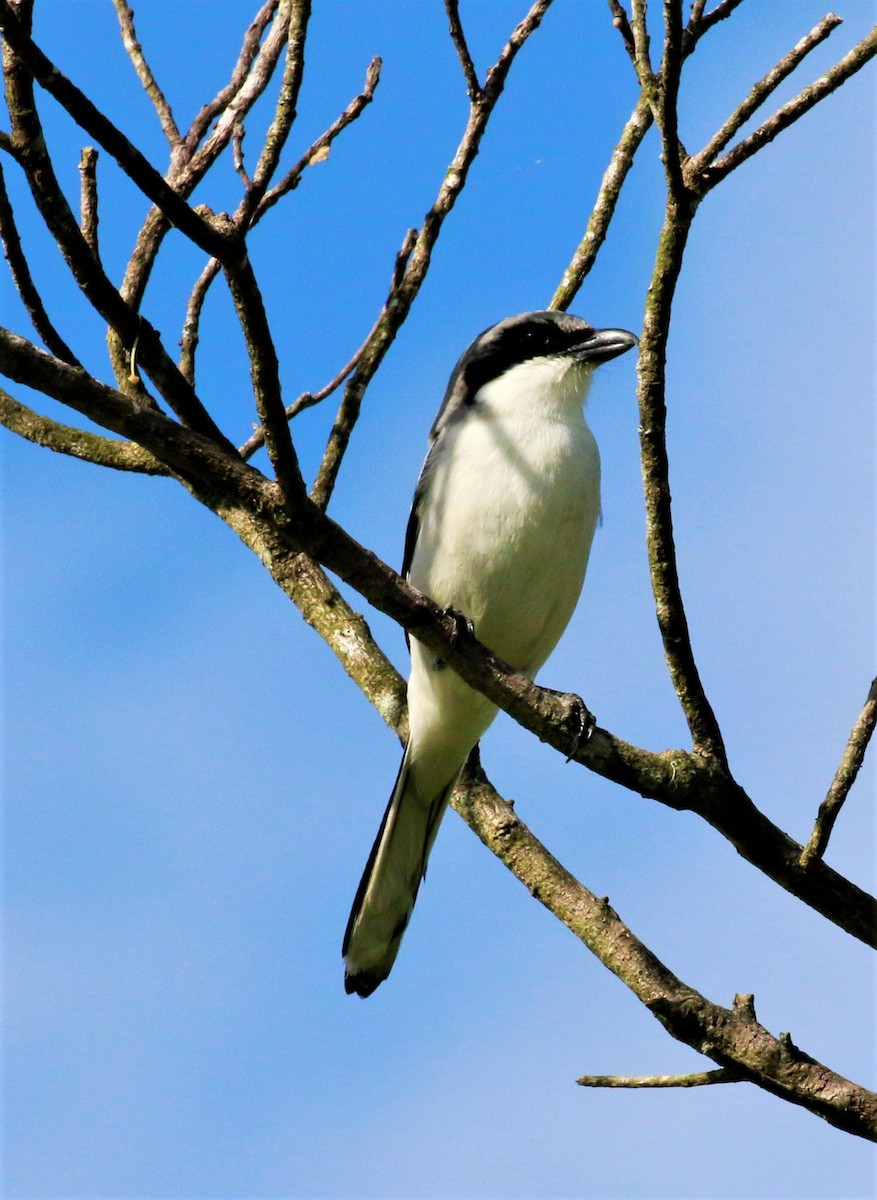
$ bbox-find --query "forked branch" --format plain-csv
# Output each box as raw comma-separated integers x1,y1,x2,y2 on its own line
801,678,877,868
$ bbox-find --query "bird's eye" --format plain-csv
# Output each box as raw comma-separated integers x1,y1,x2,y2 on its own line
521,327,550,351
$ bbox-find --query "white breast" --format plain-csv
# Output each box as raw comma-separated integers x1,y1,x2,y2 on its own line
409,358,601,676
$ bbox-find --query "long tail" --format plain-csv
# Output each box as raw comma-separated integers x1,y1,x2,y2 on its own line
343,746,459,997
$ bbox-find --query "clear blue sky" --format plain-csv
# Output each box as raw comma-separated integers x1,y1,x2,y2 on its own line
3,2,875,1197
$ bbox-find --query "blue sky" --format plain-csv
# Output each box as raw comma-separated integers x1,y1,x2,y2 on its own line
2,2,875,1197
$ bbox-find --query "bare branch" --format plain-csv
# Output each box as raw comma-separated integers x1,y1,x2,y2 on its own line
256,55,381,219
454,764,877,1141
683,0,745,50
636,198,730,761
312,0,557,508
551,94,652,309
607,0,636,62
801,678,877,868
78,146,98,255
0,160,80,363
445,0,482,100
685,12,844,185
629,0,660,114
178,259,220,385
0,386,167,473
239,227,417,460
231,121,252,188
178,53,381,391
658,0,686,197
0,0,232,262
578,1068,740,1088
223,248,306,508
704,23,877,189
186,0,280,150
111,0,181,145
241,0,312,222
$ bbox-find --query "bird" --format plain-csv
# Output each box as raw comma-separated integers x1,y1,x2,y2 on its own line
343,309,637,996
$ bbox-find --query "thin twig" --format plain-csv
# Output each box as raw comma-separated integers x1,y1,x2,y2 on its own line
551,95,651,309
312,0,556,509
801,678,877,868
2,22,237,447
682,0,745,54
629,0,660,115
111,0,182,145
224,250,306,507
705,23,877,189
241,0,312,224
578,1068,741,1088
256,55,381,219
178,53,382,388
659,0,687,198
445,0,482,100
697,0,746,37
0,1,230,262
78,146,99,255
231,121,252,187
238,227,417,460
186,0,280,150
685,13,844,186
179,258,220,385
607,0,636,62
0,161,80,363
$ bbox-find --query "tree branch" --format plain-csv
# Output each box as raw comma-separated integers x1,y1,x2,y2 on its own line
0,386,167,473
111,0,181,145
2,15,239,449
78,145,98,255
685,12,845,187
455,765,877,1141
551,94,652,310
636,197,729,761
239,227,417,460
801,678,877,869
699,23,877,191
311,0,556,509
0,159,80,364
445,0,482,101
578,1068,741,1088
0,0,233,262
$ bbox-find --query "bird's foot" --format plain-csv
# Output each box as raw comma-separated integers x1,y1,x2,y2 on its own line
432,605,475,670
540,688,595,761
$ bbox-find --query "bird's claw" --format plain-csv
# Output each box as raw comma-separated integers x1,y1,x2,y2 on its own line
442,605,475,645
432,606,475,671
560,693,595,762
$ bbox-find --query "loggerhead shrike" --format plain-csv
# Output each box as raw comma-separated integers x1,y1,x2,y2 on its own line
343,310,637,996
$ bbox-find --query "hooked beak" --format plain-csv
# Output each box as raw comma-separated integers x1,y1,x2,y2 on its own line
574,327,638,364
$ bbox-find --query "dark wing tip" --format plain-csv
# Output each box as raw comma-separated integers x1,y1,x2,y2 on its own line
344,967,385,998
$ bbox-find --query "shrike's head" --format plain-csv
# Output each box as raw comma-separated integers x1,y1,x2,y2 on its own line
432,311,637,436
